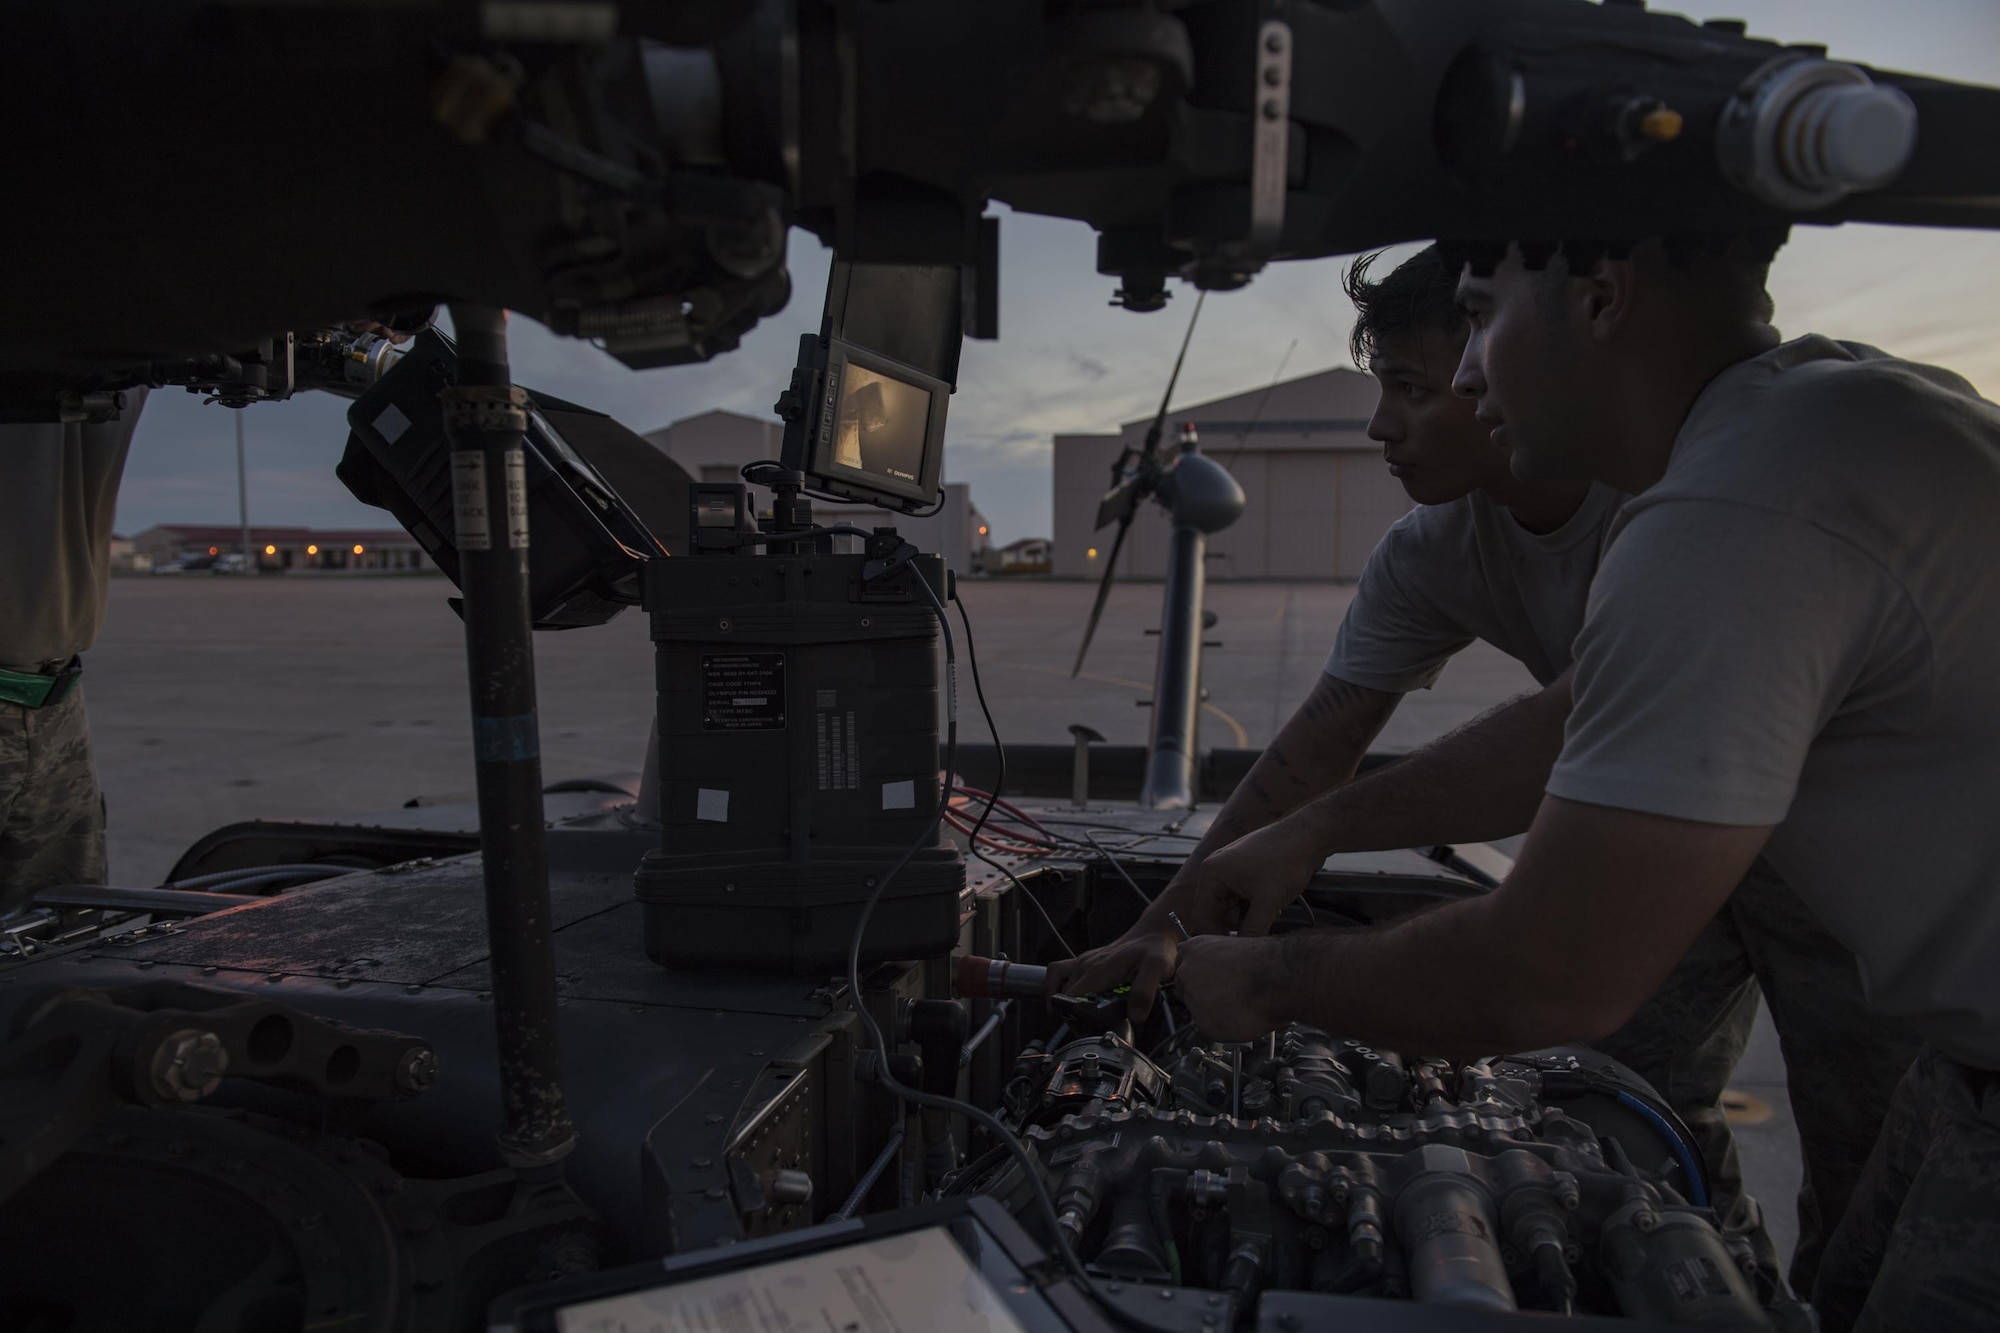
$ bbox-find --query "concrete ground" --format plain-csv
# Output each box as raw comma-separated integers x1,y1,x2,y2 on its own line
81,573,1803,1272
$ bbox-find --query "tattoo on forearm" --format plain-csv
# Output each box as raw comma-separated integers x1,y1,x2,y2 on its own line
1188,676,1400,862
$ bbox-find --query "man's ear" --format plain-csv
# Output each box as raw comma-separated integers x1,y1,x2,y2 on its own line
1583,258,1639,341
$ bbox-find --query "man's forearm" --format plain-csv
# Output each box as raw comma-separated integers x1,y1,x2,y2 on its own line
1182,673,1400,869
1281,670,1573,857
1233,795,1769,1058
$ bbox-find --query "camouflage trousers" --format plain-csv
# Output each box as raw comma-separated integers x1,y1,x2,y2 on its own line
1812,1046,2000,1331
0,684,106,917
1594,856,1920,1325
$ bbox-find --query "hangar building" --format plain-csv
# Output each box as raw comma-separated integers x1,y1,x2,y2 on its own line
1052,367,1408,581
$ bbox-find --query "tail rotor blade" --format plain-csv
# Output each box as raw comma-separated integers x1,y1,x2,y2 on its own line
1074,287,1204,677
1139,291,1206,467
1071,512,1135,677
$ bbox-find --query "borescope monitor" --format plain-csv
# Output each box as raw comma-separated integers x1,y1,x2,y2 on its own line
803,339,949,509
779,261,961,514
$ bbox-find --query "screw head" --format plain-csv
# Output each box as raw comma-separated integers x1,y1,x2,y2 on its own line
395,1047,439,1093
150,1029,228,1102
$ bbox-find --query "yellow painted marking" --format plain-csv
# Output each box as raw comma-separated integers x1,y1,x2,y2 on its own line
1720,1089,1773,1126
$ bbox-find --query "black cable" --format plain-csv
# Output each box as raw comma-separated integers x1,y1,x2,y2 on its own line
952,589,1079,960
844,569,1179,1333
973,845,1078,961
1082,828,1158,914
953,592,1003,854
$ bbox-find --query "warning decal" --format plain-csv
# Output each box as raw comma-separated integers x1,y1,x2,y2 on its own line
702,653,787,731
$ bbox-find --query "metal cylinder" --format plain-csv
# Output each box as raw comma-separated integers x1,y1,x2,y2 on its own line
443,302,576,1170
955,954,1048,1000
1140,427,1242,811
1393,1149,1517,1312
1097,1191,1171,1278
1598,1201,1767,1325
1141,521,1206,810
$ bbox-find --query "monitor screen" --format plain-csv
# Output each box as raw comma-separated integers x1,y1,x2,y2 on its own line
797,339,948,510
830,361,933,487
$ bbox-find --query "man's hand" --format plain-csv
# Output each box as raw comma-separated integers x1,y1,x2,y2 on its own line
1179,817,1327,936
1044,913,1181,1020
1173,935,1288,1042
1045,817,1326,1017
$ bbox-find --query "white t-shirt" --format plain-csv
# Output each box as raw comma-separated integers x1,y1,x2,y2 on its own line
1548,336,2000,1069
1325,482,1626,691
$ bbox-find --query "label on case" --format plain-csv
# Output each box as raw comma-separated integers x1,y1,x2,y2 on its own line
702,653,786,730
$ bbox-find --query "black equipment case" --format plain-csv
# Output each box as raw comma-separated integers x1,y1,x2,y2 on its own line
635,547,964,973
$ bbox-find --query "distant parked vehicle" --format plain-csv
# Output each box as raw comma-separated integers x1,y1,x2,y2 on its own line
210,553,254,574
151,553,218,575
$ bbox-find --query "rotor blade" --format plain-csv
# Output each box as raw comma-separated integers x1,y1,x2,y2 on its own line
1138,290,1206,466
1071,511,1136,678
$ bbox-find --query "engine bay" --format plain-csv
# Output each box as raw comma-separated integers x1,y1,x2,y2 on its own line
0,796,1770,1330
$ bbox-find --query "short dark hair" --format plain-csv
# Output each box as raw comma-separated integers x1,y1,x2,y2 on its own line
1344,244,1466,369
1536,235,1776,325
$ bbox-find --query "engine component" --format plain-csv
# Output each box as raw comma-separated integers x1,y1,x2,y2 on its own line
1394,1146,1517,1311
960,1024,1769,1326
0,980,436,1208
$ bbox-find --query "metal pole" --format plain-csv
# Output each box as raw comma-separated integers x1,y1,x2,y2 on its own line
1140,521,1206,809
442,303,576,1170
235,411,253,574
1138,426,1241,811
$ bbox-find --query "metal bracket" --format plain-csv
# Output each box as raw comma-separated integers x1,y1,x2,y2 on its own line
0,981,435,1209
1249,19,1293,257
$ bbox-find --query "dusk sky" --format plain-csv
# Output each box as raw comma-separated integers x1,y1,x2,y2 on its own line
116,0,2000,547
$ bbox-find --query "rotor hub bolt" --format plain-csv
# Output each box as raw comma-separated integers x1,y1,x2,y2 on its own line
151,1028,228,1102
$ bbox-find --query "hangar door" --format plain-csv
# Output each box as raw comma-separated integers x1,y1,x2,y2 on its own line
1336,454,1413,578
1263,453,1340,577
